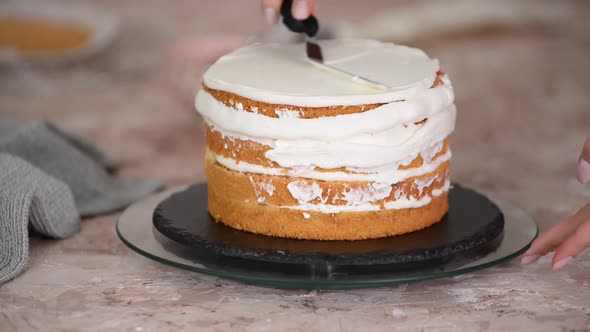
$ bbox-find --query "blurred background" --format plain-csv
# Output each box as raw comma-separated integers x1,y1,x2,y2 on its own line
1,0,589,220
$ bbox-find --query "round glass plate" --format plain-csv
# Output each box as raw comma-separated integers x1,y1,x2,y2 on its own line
116,187,538,290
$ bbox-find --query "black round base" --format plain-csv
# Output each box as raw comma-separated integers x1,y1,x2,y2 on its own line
152,184,504,266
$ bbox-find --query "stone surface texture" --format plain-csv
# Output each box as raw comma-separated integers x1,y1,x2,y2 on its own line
1,0,590,331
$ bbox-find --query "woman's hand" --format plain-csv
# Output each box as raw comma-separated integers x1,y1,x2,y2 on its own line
521,137,590,269
262,0,317,25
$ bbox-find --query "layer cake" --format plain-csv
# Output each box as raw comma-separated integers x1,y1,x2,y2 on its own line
195,39,456,240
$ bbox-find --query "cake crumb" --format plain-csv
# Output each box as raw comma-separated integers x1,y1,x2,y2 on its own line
303,212,311,219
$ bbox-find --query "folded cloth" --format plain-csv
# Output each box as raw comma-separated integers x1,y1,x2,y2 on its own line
0,119,164,284
0,154,79,285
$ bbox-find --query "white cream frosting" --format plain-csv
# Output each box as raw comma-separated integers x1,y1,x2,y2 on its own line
265,106,455,168
196,91,454,168
196,86,454,141
213,148,451,185
196,39,455,169
202,39,440,107
197,39,456,212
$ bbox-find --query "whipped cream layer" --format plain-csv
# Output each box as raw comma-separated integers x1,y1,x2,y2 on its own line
196,86,455,169
214,148,451,185
196,85,454,141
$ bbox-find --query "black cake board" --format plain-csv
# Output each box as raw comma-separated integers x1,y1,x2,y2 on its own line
152,183,504,266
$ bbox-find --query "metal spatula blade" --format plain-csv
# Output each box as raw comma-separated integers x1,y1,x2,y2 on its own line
305,40,323,62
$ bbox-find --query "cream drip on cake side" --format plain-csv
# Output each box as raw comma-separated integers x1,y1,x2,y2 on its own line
280,180,451,213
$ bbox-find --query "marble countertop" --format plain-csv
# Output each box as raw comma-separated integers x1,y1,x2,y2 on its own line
1,0,589,330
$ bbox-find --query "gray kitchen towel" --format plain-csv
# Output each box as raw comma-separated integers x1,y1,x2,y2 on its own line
0,119,164,284
0,154,79,285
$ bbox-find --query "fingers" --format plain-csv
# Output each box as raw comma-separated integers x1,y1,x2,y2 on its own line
521,202,590,264
552,218,590,269
262,0,281,25
577,136,590,185
521,137,590,267
262,0,317,24
292,0,317,20
521,216,584,264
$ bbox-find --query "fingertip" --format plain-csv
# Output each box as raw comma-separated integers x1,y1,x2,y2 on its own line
576,158,590,185
578,137,590,184
521,246,537,258
523,238,545,257
552,235,583,269
552,256,573,270
293,0,311,20
520,254,541,265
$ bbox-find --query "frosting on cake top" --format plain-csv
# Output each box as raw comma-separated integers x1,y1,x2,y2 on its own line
202,39,440,107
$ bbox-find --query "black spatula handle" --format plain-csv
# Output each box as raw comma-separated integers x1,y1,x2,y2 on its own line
280,0,319,37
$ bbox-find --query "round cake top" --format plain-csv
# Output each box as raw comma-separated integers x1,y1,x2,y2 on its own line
202,39,440,107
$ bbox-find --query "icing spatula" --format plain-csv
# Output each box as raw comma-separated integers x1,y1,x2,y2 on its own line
280,0,390,91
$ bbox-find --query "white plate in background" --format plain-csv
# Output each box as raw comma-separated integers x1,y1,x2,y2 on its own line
0,2,118,65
